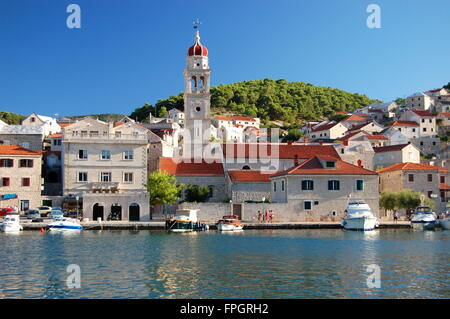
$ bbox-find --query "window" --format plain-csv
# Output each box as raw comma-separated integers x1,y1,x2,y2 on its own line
441,176,445,184
20,200,29,211
356,179,364,191
326,161,336,168
281,180,285,191
2,177,10,186
328,180,340,191
301,180,314,191
304,201,312,211
81,130,88,137
428,191,433,198
408,174,414,182
124,151,134,160
412,128,416,132
101,150,111,160
31,117,35,122
427,174,433,182
90,131,99,137
22,178,30,187
78,150,87,159
100,172,112,182
115,131,122,138
423,128,427,132
0,159,13,167
123,172,133,183
273,182,277,192
19,159,33,168
78,172,88,182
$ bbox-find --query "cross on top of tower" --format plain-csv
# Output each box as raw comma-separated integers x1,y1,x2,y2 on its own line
193,18,202,30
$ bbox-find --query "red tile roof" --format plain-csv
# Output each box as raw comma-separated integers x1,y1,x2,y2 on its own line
387,121,419,127
373,144,410,153
311,122,339,132
411,110,436,117
273,156,377,177
440,184,450,190
58,123,73,127
340,130,367,141
439,112,450,117
342,114,369,122
50,133,62,138
228,170,280,182
0,145,41,156
215,116,231,121
368,109,383,113
231,116,257,122
366,135,388,140
377,162,450,173
159,158,224,175
222,143,340,160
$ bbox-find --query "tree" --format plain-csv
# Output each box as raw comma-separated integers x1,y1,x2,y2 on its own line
281,129,304,142
398,189,421,217
444,82,450,90
379,190,399,212
145,170,184,213
0,112,25,124
184,184,212,202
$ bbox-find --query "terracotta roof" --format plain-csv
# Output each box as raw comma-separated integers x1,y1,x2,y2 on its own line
376,162,450,173
342,114,368,122
222,143,340,160
439,112,450,117
311,122,339,132
58,123,73,127
159,158,224,175
366,135,388,140
411,110,436,117
50,133,62,138
440,184,450,190
368,109,383,113
231,116,257,122
0,145,41,156
387,121,419,127
340,130,367,141
228,170,280,182
349,122,377,131
215,116,231,121
272,156,377,177
373,144,410,153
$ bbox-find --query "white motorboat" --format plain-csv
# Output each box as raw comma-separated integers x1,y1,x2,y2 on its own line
341,200,379,231
439,204,450,230
216,215,244,231
47,217,83,231
0,213,23,233
165,209,209,233
410,206,437,230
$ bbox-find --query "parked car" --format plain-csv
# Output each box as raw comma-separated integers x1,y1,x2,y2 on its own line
37,206,52,217
52,206,62,211
26,209,40,219
49,209,64,220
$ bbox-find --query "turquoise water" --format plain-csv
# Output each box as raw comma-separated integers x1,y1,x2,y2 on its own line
0,229,448,298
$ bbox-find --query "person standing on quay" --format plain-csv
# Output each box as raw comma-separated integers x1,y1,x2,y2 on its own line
265,210,269,223
257,210,262,223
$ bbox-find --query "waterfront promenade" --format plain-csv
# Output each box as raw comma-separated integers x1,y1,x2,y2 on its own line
20,220,411,230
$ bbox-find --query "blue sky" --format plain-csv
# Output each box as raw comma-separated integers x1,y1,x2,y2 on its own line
0,0,449,117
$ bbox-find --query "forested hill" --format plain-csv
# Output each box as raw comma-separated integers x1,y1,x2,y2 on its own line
0,112,25,124
130,79,382,126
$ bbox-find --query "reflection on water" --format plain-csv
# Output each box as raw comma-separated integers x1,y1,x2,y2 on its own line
0,229,448,298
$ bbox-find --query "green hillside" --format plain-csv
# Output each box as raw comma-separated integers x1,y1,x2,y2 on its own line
0,112,25,124
130,79,382,126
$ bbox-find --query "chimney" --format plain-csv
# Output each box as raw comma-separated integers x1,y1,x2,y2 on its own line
343,140,348,146
294,154,299,166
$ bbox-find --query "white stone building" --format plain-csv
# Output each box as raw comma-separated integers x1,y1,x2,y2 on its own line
21,113,61,137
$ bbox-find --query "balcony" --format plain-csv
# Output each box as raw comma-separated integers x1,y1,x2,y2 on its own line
64,133,148,144
90,182,120,194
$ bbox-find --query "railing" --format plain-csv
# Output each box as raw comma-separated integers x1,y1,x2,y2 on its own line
65,133,148,141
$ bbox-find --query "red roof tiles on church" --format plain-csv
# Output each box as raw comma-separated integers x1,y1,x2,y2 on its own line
159,158,224,175
222,143,340,160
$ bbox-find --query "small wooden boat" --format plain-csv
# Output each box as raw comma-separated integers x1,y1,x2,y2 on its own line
216,215,243,231
166,209,209,232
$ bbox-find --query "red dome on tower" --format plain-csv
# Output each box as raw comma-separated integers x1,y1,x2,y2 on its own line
187,31,208,56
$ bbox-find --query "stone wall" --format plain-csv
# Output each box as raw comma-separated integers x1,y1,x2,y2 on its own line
176,175,228,202
231,181,271,203
0,134,43,151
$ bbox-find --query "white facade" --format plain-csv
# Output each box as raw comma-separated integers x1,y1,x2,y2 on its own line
21,113,61,136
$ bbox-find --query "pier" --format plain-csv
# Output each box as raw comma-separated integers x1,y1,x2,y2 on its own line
20,220,412,230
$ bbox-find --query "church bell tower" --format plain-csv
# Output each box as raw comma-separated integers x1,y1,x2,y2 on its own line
182,27,211,158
